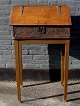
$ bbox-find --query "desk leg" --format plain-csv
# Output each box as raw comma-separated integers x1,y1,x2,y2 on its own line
19,42,22,86
61,45,65,85
64,40,70,102
14,40,21,102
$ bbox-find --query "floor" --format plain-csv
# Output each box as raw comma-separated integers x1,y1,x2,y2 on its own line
0,68,80,106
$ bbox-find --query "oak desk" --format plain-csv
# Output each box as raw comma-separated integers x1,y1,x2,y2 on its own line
9,5,71,102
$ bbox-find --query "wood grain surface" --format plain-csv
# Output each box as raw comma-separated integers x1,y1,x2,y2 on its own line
9,5,71,25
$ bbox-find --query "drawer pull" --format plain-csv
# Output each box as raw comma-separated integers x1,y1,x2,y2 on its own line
36,27,46,34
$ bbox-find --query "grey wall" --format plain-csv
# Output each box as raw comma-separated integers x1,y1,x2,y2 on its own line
0,0,80,69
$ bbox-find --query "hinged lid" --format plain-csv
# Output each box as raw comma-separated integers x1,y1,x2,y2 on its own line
9,5,71,26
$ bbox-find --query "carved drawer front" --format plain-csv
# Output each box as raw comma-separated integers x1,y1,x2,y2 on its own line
13,26,70,40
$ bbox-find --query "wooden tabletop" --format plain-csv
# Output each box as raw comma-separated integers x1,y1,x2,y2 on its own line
9,5,71,26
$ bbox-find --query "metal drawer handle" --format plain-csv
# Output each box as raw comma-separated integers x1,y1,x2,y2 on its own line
36,27,46,34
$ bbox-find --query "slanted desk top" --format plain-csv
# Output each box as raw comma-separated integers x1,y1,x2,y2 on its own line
9,5,71,26
10,5,71,102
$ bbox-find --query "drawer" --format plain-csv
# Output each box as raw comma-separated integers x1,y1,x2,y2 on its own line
13,26,70,39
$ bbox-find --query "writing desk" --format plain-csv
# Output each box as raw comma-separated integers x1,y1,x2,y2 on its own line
9,5,71,102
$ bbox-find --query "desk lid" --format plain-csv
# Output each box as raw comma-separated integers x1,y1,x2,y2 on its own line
9,5,71,26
